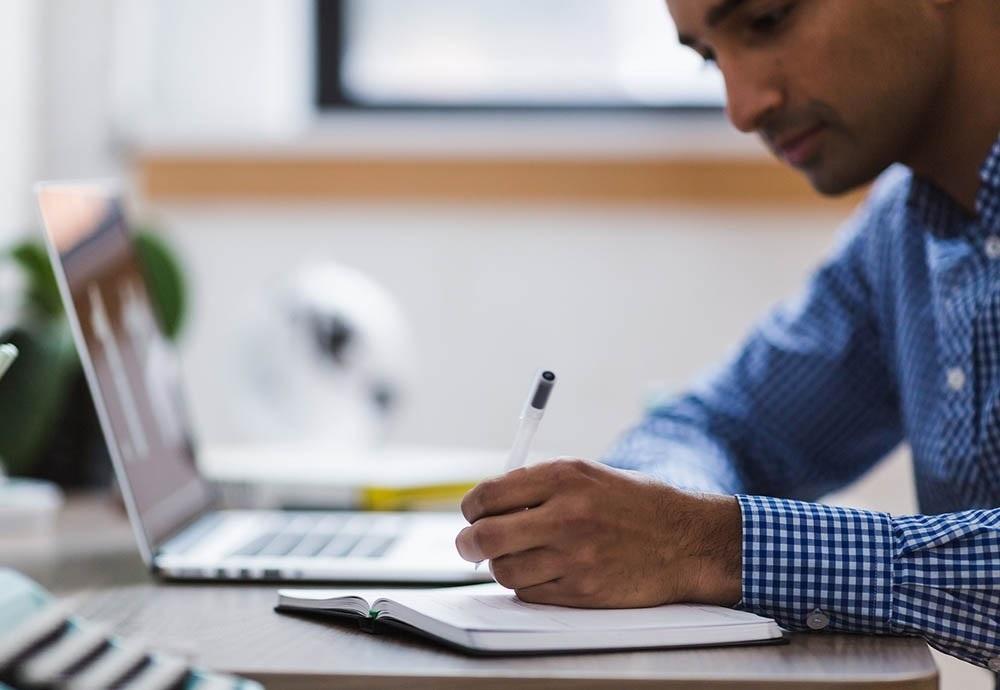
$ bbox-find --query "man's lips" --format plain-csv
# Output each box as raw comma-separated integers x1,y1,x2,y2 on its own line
771,125,827,166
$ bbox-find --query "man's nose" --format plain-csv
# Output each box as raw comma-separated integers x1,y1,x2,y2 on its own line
721,62,784,134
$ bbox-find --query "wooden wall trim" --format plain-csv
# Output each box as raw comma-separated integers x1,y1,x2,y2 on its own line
137,155,865,208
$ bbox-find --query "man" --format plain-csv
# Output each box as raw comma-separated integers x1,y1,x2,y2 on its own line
455,0,1000,671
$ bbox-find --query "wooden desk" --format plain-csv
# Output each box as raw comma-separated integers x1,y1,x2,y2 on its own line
2,493,939,689
69,584,935,690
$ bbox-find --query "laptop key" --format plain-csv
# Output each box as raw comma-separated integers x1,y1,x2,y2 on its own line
229,513,407,560
230,533,278,557
287,533,337,558
355,535,397,559
257,532,307,557
317,534,364,558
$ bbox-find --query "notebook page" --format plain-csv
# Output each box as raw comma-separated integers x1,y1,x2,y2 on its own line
276,589,385,616
376,583,773,632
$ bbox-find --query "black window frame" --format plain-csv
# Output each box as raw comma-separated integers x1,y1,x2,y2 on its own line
315,0,723,114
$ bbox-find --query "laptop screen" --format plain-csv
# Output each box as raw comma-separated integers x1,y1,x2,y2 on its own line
36,183,214,556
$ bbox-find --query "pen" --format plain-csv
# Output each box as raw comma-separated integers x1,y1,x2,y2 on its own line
476,369,556,571
505,369,556,471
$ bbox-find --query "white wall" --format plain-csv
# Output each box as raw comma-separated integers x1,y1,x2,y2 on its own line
0,1,42,241
159,202,840,457
35,0,120,180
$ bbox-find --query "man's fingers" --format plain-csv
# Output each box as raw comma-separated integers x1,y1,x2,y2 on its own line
513,579,583,608
461,458,592,522
455,504,553,562
489,547,563,590
461,465,553,522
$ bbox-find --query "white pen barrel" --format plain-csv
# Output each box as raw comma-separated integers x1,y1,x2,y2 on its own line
506,409,542,470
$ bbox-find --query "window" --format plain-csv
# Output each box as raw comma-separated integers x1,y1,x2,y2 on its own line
316,0,724,110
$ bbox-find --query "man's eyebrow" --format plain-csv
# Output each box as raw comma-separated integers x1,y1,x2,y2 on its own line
706,0,748,27
677,0,748,48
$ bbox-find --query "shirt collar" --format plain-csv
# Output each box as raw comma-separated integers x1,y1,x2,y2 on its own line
906,130,1000,238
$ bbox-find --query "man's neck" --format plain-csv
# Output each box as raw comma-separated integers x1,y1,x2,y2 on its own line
903,3,1000,214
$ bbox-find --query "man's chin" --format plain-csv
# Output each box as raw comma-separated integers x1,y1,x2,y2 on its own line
801,163,880,197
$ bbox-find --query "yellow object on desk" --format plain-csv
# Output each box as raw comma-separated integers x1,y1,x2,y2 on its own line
359,481,478,511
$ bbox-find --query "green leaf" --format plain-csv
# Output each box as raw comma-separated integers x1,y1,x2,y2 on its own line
134,230,187,340
9,242,64,318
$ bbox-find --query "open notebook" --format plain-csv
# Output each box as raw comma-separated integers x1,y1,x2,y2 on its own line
276,583,784,654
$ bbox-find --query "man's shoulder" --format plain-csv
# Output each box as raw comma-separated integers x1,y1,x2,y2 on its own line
863,164,913,223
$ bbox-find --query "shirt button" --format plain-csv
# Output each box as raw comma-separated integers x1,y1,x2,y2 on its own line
985,236,1000,259
946,367,966,391
989,657,1000,672
805,608,830,630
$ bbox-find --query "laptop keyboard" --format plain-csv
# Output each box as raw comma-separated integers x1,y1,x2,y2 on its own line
229,513,401,560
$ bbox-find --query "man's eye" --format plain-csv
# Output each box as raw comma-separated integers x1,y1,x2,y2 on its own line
749,3,794,34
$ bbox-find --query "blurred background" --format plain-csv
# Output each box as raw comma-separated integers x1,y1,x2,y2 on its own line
0,0,837,467
0,1,984,684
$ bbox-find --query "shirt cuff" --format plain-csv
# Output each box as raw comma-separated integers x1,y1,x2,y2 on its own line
736,495,894,634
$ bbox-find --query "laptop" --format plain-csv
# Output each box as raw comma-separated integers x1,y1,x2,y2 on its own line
35,181,490,584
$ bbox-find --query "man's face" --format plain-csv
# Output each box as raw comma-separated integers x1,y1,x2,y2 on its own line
666,0,952,195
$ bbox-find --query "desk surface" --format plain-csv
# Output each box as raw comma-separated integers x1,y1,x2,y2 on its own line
3,493,939,690
72,584,937,690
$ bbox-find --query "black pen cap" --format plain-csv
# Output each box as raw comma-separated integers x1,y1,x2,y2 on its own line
529,370,557,410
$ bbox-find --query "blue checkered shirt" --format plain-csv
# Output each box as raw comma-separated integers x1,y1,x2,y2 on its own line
604,132,1000,669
